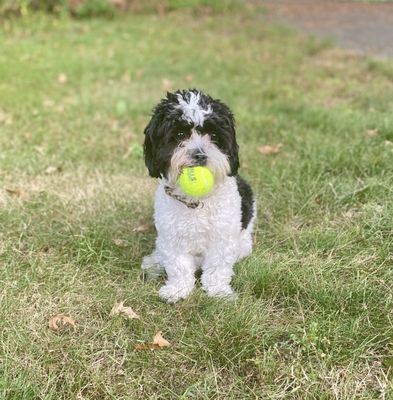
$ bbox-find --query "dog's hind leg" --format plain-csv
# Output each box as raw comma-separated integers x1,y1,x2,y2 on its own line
238,201,256,260
141,250,165,281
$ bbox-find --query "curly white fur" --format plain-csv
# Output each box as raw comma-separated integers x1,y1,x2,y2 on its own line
142,177,255,303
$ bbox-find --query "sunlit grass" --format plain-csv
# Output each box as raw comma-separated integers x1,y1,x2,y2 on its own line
1,8,393,399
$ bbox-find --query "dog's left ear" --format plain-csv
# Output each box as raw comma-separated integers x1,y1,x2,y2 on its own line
143,117,161,178
211,99,239,176
226,115,239,176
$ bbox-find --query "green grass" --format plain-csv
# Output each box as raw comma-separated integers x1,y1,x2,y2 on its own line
1,8,393,399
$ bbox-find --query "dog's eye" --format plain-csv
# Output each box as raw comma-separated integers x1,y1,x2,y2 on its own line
177,132,184,138
210,133,217,139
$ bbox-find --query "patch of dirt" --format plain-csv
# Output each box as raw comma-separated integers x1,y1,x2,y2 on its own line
260,0,393,58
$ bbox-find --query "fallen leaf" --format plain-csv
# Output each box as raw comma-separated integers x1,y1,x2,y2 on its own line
134,331,171,351
48,314,76,332
5,188,25,198
133,223,153,233
113,238,129,247
257,144,282,155
185,74,193,82
366,129,379,138
111,301,140,320
152,331,171,347
44,165,62,175
161,78,173,91
57,73,68,84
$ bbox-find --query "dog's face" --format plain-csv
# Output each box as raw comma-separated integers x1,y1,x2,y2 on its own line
143,89,239,186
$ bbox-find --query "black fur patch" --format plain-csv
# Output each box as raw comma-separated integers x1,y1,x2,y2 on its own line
236,175,254,230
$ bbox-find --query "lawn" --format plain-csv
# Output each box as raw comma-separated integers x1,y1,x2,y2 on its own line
1,5,393,399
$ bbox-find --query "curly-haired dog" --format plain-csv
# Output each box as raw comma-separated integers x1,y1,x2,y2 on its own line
142,89,255,303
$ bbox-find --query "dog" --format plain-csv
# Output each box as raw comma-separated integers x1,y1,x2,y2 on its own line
141,89,256,303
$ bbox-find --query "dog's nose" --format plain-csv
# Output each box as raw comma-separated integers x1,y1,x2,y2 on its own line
192,151,207,165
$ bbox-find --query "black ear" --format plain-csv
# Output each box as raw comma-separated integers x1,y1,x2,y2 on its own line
143,118,161,178
228,140,239,176
221,108,239,176
227,120,239,176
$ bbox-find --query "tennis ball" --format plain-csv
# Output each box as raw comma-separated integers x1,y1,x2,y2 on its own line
178,166,215,198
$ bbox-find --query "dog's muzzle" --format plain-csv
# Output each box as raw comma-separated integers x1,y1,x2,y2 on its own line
191,150,207,166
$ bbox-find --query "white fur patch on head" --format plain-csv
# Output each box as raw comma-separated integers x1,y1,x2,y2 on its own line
176,91,212,127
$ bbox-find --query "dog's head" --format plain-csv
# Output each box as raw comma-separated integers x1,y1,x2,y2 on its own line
143,89,239,186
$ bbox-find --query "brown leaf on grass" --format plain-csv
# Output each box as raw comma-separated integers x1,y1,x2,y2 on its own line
44,165,62,175
48,314,76,332
110,301,140,320
161,78,173,92
113,238,129,247
152,331,171,347
133,223,153,233
185,74,193,82
134,331,171,351
57,73,68,84
5,188,26,198
366,129,379,138
257,144,282,155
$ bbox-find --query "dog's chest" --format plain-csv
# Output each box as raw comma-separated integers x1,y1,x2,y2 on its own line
154,179,241,243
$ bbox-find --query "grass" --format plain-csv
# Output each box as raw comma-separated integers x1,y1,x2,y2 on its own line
1,6,393,399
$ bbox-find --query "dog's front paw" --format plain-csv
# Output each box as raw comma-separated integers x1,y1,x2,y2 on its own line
202,284,237,299
159,283,194,304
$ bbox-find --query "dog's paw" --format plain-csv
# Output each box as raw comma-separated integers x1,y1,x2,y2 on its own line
202,284,237,300
159,284,193,304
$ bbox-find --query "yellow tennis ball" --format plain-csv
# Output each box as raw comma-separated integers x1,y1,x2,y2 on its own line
178,166,215,198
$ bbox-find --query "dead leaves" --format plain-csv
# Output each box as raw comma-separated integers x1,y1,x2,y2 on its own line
48,314,77,333
257,144,282,155
110,301,140,320
134,331,171,351
47,304,171,352
5,187,26,198
44,165,62,175
132,223,153,233
110,302,171,351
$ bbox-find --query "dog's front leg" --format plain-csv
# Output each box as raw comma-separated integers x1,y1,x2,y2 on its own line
201,243,237,298
158,252,196,303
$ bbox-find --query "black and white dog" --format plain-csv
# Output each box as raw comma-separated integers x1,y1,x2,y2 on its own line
142,89,256,303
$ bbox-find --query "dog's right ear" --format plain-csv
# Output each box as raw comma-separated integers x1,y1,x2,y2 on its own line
143,118,161,178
